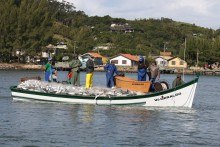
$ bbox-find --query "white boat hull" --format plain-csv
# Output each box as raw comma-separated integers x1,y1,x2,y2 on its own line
11,77,199,108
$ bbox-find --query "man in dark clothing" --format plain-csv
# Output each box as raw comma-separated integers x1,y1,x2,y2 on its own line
69,54,82,86
104,60,118,88
137,56,147,81
149,61,160,91
172,74,185,88
85,56,94,88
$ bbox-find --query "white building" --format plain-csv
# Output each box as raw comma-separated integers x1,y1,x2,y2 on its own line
110,54,138,66
154,56,172,67
154,56,187,69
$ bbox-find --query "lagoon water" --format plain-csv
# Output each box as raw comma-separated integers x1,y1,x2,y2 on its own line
0,70,220,146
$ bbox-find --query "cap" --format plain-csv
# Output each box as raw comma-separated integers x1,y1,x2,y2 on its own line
48,57,52,61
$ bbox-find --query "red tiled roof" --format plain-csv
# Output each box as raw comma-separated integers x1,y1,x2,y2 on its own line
88,52,103,58
121,54,139,62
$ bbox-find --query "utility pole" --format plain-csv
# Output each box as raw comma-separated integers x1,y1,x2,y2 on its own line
196,49,199,69
163,43,166,67
193,34,199,69
183,38,186,81
163,42,168,67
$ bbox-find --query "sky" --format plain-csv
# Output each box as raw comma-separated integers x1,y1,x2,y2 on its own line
63,0,220,29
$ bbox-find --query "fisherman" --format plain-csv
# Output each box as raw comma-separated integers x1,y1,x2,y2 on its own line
69,54,82,86
85,56,94,88
44,57,52,82
137,56,147,81
172,74,185,88
104,60,118,88
51,61,58,82
148,61,160,91
52,68,58,82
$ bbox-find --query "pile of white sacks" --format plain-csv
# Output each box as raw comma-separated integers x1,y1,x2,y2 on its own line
17,80,143,97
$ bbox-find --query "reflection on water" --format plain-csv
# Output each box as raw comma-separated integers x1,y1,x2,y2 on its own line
0,70,220,146
81,105,95,123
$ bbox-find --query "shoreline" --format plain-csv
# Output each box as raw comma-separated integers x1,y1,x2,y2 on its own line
0,63,220,76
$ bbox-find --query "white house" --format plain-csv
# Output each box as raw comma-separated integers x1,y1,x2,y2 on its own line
92,43,112,51
42,43,68,58
110,54,138,66
154,56,172,67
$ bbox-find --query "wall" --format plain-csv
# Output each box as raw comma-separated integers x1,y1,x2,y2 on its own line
155,57,168,67
110,56,132,66
168,57,187,68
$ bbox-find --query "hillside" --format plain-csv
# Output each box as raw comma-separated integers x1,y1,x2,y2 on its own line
0,0,219,66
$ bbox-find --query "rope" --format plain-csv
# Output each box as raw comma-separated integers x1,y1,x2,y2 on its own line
94,93,102,105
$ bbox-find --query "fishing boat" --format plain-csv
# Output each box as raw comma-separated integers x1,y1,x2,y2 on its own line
10,75,199,108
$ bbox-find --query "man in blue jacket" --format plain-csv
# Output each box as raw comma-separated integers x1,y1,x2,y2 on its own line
104,60,118,88
137,56,147,81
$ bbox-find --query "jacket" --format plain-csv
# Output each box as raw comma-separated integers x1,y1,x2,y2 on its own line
86,59,94,73
69,59,82,72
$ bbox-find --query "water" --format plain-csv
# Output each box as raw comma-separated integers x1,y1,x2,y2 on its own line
0,70,220,146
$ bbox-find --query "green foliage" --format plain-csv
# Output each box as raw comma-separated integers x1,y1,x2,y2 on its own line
0,0,219,65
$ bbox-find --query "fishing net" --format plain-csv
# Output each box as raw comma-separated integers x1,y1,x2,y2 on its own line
17,80,144,97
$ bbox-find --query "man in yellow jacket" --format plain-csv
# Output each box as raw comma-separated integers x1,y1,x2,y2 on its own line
85,56,94,88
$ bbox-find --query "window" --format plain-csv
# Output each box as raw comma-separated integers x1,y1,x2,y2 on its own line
122,60,127,64
112,60,118,64
172,61,176,65
180,61,184,65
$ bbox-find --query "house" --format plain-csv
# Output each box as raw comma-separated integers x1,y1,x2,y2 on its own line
42,43,68,58
167,57,187,68
155,56,168,67
110,54,139,66
110,23,134,33
160,51,172,56
92,43,112,51
55,42,68,50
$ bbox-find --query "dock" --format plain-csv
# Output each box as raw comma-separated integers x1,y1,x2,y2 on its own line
196,69,220,76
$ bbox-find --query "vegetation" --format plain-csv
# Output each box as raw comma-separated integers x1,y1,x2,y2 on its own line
0,0,219,66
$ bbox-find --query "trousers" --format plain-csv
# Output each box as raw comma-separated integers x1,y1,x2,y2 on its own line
85,73,93,88
106,74,114,88
45,71,51,82
71,71,80,86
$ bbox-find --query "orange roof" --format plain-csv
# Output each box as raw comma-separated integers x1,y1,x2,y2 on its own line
160,51,172,56
88,52,103,58
121,54,139,62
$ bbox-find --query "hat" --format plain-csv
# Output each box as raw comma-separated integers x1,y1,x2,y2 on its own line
139,56,144,62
